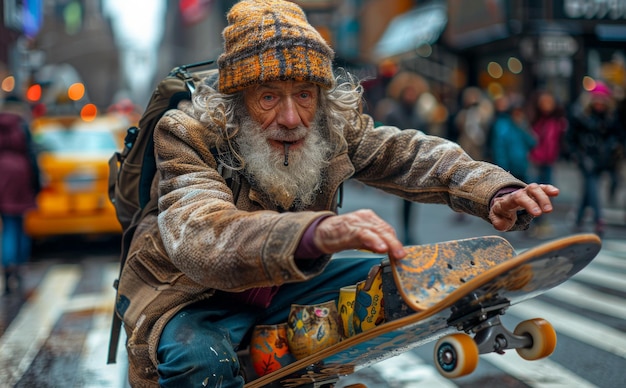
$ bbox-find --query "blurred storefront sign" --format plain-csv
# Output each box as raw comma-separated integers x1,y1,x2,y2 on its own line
443,0,508,50
552,0,626,41
518,33,579,79
373,3,447,60
3,0,43,37
595,24,626,41
23,0,43,37
539,34,579,57
558,0,626,20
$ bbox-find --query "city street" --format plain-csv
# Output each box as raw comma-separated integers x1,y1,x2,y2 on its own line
0,161,625,387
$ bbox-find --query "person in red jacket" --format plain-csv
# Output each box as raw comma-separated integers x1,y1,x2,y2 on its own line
527,90,568,237
0,95,40,294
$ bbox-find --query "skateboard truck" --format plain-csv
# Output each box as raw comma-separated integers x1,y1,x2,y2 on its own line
472,314,533,354
435,292,557,378
447,293,532,354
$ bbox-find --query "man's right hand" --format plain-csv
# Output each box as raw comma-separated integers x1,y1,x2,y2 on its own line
313,209,407,260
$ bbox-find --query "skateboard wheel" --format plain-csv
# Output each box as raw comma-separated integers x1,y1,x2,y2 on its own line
433,333,479,378
514,318,557,360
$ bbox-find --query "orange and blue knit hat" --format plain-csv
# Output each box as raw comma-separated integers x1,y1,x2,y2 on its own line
217,0,335,94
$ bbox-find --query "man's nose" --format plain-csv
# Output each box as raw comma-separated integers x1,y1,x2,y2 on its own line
276,97,302,129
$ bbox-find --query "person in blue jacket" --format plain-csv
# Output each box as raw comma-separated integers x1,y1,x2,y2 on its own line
490,94,537,182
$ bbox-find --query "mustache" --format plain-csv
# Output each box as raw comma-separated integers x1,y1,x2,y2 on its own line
263,126,308,142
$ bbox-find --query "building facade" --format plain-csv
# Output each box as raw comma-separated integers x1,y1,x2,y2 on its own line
3,0,625,114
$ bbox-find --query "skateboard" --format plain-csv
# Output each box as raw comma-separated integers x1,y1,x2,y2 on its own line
243,233,602,388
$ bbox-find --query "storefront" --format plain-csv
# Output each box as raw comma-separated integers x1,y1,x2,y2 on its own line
441,0,626,105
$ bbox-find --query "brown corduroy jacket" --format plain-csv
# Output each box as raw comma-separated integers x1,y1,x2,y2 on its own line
117,98,530,386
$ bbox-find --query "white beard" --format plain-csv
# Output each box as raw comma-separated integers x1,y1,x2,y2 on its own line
236,114,330,210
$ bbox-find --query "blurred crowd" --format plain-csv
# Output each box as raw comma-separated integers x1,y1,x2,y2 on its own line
365,63,626,242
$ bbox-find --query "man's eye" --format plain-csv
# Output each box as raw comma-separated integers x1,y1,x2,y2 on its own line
262,95,274,102
299,92,310,99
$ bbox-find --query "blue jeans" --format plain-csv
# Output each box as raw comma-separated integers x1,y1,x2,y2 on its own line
535,164,553,185
156,256,381,388
576,169,602,225
1,214,31,268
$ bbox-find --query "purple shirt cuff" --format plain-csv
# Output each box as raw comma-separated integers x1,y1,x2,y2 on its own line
490,186,523,208
295,215,331,259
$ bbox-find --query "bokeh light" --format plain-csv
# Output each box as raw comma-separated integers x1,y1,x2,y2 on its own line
26,84,42,102
507,57,523,74
416,43,433,57
487,82,504,98
582,76,596,91
487,62,503,78
80,103,98,121
1,76,15,93
68,82,85,101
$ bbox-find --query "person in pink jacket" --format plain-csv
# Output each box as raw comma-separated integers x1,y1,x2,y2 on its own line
528,90,568,237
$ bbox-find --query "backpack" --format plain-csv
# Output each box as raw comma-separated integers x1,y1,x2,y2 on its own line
106,60,241,363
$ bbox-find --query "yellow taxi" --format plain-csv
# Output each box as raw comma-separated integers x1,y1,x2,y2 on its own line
24,115,128,238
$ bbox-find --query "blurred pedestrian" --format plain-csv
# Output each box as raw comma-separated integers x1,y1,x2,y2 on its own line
568,81,624,236
0,95,40,295
374,71,428,245
374,71,428,130
362,59,398,120
452,86,494,162
448,87,495,224
528,90,568,185
490,94,536,183
527,90,568,238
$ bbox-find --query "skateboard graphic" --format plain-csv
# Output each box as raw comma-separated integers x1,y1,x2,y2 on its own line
242,233,602,388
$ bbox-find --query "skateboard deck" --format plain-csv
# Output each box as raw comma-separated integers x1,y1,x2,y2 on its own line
244,233,602,388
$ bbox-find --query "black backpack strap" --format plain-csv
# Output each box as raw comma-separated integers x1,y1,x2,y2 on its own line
107,220,138,364
107,313,123,364
107,60,218,365
210,147,241,204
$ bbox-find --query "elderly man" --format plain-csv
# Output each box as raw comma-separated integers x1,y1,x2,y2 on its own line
115,0,559,386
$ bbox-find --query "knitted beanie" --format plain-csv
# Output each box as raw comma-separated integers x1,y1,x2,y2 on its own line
217,0,335,94
590,81,612,99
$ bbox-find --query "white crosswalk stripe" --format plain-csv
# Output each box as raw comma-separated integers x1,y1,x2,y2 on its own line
572,265,626,293
369,352,457,388
480,352,599,388
508,298,626,358
544,281,626,320
0,265,81,387
591,250,626,270
79,263,128,388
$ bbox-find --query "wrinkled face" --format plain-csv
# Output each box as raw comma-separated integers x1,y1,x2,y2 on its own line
238,81,329,210
243,80,319,151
